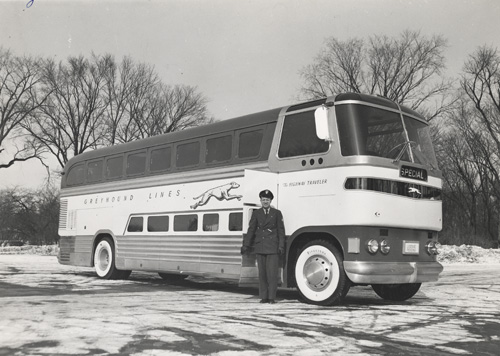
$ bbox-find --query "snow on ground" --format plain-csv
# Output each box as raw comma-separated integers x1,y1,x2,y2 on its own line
1,244,499,264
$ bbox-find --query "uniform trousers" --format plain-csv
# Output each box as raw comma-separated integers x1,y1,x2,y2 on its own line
256,253,279,300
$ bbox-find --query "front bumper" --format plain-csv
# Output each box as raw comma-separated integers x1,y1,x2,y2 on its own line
344,261,443,284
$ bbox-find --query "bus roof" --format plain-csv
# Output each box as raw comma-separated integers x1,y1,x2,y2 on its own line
335,93,426,122
65,106,283,168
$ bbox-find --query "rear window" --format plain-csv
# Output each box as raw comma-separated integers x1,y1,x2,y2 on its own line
66,163,85,186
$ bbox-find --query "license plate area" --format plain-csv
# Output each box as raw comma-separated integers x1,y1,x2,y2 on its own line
402,241,420,255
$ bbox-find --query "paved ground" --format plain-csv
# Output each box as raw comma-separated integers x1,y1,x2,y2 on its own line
0,255,499,356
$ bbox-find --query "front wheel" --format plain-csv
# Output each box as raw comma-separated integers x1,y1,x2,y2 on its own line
294,240,350,306
94,237,129,280
372,283,421,301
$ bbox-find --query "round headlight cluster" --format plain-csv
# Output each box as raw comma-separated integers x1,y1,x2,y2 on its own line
367,239,379,254
426,241,440,255
380,240,391,254
367,239,391,254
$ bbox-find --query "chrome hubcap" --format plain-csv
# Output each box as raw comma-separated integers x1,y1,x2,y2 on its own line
303,256,332,291
97,246,109,271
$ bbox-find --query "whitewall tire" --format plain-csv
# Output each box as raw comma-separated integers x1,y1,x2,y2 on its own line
93,237,130,279
294,240,350,305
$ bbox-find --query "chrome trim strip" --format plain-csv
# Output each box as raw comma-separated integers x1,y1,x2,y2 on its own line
335,99,427,124
344,261,443,284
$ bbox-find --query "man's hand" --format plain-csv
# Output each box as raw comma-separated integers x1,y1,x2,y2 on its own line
241,246,250,255
278,248,284,255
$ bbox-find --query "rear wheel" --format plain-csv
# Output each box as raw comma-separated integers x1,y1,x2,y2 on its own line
94,237,130,280
372,283,421,301
294,239,350,306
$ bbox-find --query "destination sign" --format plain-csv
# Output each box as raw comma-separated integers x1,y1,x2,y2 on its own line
400,165,428,182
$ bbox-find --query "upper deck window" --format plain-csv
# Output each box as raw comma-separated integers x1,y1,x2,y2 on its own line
150,146,171,172
126,151,146,176
176,142,200,168
66,163,85,186
106,156,123,179
206,135,232,164
278,111,329,158
238,129,263,159
87,160,103,183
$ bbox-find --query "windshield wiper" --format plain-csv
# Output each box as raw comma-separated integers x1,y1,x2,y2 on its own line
391,141,416,163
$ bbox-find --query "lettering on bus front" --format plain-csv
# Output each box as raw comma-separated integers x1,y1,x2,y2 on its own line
282,179,328,188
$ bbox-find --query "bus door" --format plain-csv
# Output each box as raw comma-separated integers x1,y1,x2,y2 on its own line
238,169,281,287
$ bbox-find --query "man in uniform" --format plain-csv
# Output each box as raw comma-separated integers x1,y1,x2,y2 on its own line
241,189,285,304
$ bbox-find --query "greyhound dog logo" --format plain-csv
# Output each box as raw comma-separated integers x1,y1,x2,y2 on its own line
408,187,422,196
191,182,242,209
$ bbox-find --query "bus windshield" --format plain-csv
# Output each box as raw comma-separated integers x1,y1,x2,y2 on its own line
336,103,438,169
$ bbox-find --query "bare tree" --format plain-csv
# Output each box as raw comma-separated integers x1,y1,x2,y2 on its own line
0,48,47,169
101,56,141,145
299,30,454,120
0,185,59,245
23,55,108,167
435,46,500,247
100,55,213,144
122,84,213,142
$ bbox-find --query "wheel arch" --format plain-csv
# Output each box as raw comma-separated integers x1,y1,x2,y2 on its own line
286,227,345,288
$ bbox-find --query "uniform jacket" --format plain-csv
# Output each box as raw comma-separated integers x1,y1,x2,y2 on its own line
244,207,285,255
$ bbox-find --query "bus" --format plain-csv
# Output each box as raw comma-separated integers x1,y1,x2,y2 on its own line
58,92,443,306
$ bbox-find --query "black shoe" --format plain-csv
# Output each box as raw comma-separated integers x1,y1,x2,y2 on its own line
259,299,269,303
268,299,276,304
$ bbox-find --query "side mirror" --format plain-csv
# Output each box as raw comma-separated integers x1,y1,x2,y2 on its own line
314,105,333,142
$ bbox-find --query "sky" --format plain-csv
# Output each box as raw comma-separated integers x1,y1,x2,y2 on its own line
1,0,499,189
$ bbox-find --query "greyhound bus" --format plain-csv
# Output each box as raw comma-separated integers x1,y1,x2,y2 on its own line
58,92,443,305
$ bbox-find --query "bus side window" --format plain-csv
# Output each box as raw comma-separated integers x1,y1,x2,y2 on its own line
278,111,330,158
228,212,243,231
176,141,200,168
66,163,85,186
106,156,124,179
174,214,198,231
206,135,232,164
148,215,169,232
87,160,103,183
203,214,219,231
127,216,143,232
127,151,146,176
150,146,171,172
238,129,263,159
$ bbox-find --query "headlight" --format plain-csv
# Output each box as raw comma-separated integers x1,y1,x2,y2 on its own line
426,241,440,255
367,239,379,254
380,239,391,254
